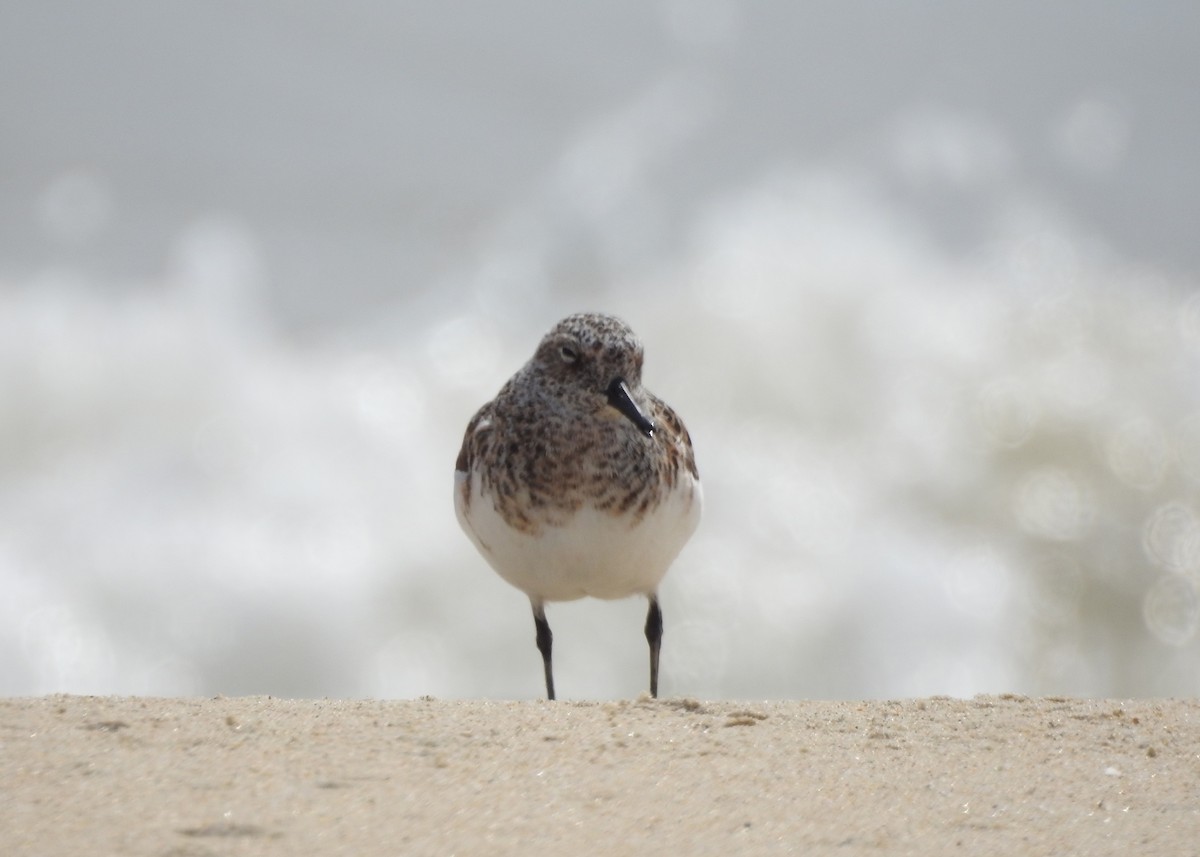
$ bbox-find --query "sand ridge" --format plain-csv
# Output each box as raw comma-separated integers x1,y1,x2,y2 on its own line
2,694,1197,855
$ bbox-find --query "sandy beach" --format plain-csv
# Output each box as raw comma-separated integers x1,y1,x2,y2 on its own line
2,694,1197,855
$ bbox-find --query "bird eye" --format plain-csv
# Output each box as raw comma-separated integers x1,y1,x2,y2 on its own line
560,345,579,363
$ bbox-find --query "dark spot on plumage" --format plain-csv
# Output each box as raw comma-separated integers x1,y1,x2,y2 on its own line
635,492,654,520
617,487,643,514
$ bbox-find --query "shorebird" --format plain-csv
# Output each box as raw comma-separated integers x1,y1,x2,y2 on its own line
454,313,701,699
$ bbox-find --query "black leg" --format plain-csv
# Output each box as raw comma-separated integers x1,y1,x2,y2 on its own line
645,596,663,698
533,602,555,701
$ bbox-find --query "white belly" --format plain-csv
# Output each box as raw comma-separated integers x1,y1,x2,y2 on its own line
455,469,702,602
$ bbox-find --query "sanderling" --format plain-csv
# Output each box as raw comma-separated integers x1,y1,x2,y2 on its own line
454,312,702,699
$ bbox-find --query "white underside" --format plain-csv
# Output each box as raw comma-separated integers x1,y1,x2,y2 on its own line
455,469,702,603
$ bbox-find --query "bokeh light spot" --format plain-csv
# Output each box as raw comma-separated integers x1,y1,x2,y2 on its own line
1142,502,1200,574
1015,468,1094,541
1142,574,1200,647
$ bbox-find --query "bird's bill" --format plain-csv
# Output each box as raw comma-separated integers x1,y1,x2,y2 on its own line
605,378,656,437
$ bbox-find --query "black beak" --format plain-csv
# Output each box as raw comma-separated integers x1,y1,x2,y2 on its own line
606,378,655,438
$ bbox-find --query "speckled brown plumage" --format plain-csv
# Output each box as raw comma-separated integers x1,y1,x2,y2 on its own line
455,313,699,536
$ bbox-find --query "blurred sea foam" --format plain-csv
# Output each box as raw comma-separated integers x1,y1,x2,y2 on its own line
3,3,1199,699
